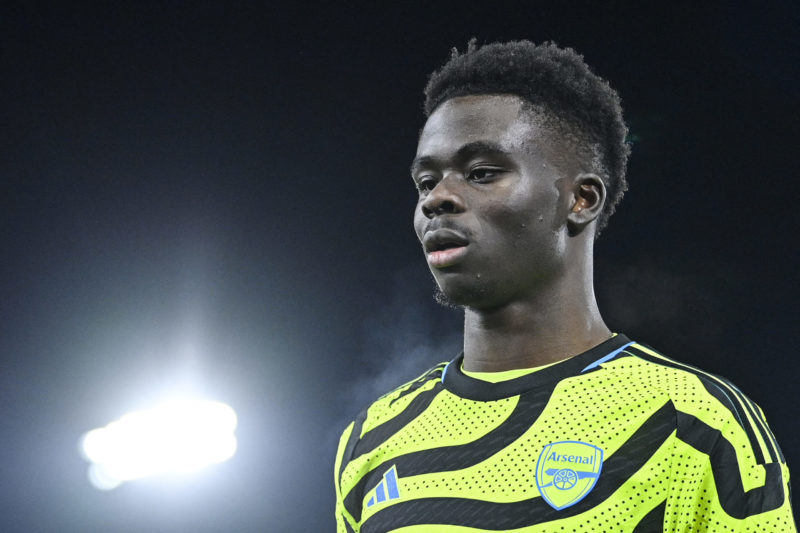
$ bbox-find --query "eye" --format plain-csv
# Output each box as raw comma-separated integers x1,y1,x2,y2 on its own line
414,176,437,193
467,167,501,182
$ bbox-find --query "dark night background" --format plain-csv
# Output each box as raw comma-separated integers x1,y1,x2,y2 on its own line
1,1,797,531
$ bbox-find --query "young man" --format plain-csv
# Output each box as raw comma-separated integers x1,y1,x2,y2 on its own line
334,41,794,532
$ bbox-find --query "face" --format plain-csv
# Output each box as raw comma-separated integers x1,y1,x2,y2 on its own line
412,95,574,310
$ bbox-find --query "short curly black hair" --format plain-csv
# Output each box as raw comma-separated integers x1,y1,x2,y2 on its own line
424,40,630,234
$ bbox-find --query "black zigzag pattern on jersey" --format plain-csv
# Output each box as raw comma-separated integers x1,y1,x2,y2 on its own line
354,385,443,459
632,501,665,532
339,365,445,483
630,344,783,464
625,345,780,465
360,401,675,531
709,375,781,464
343,518,355,533
388,363,446,407
339,409,369,482
344,388,551,522
676,412,785,519
732,382,785,463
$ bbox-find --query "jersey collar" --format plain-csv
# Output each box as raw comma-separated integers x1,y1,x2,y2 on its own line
441,334,632,401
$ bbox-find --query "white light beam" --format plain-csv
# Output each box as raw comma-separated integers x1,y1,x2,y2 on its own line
80,398,238,490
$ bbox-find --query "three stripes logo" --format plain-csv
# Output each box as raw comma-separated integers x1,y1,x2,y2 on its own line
366,465,401,508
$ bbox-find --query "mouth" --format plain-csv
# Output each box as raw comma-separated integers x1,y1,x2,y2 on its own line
423,229,470,268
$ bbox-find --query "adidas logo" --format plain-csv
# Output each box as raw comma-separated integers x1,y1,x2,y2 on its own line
366,465,401,508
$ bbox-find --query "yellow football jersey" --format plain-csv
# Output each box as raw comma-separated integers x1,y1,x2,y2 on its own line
334,335,795,532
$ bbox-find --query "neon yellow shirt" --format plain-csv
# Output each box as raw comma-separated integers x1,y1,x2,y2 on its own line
335,335,795,532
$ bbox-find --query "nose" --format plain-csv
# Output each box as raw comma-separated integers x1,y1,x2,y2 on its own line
420,175,465,219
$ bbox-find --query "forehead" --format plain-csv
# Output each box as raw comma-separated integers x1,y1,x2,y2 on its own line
416,95,543,158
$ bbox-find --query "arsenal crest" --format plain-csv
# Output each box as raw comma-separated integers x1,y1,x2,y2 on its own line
535,441,603,510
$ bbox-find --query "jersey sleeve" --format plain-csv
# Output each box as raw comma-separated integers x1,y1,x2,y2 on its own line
665,396,795,531
335,421,359,533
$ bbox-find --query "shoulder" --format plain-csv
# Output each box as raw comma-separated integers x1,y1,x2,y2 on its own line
361,361,448,435
334,361,449,519
600,341,751,418
336,361,447,453
606,343,792,523
603,341,784,467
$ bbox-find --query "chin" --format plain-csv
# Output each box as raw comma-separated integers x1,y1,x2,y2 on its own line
432,274,494,310
433,285,463,310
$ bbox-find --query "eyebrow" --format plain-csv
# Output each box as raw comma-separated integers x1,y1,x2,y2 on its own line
410,141,512,175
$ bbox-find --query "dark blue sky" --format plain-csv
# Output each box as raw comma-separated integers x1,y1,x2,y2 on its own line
2,2,798,530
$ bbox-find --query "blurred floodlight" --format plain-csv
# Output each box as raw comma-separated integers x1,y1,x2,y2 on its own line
87,463,123,491
80,398,237,490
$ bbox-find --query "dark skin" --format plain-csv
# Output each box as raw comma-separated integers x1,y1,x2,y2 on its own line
411,94,611,372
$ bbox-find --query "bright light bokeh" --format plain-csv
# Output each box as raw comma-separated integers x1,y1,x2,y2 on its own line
80,398,238,490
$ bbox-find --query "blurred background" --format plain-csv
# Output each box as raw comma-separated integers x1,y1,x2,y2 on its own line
1,1,797,530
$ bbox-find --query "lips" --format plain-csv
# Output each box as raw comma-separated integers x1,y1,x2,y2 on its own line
422,229,470,268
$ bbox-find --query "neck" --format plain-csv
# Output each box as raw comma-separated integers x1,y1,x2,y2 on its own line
462,262,610,372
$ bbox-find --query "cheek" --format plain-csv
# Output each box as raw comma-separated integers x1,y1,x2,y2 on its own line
482,186,559,243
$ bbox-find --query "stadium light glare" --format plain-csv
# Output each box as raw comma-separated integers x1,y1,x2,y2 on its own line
80,398,238,490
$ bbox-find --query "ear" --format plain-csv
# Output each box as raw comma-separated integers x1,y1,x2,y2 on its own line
566,173,606,235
